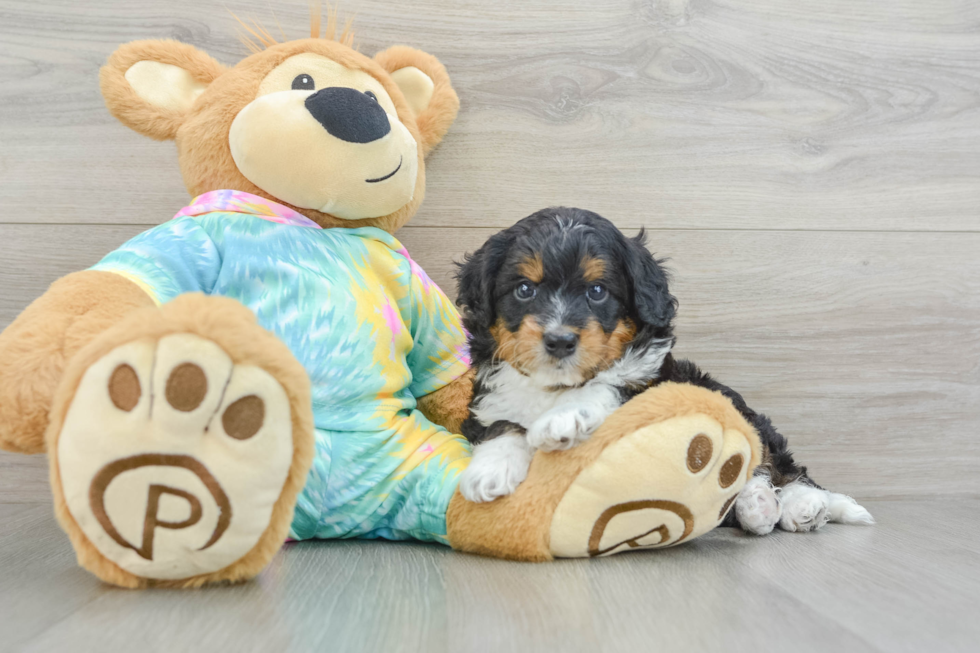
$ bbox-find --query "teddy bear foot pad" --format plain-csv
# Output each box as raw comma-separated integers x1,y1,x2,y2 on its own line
46,294,313,588
57,333,293,580
549,413,754,557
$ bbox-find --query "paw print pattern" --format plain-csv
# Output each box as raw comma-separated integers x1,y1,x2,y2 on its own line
56,333,295,581
685,431,744,522
548,413,754,558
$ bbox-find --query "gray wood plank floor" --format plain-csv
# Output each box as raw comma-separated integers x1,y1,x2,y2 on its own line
1,500,977,653
0,0,978,650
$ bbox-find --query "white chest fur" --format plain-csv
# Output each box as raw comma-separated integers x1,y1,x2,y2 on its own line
470,340,672,430
471,363,621,429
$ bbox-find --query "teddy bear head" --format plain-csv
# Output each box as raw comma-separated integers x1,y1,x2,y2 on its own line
99,21,458,233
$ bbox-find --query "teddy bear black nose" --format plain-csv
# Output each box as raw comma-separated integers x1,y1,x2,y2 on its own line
304,87,391,144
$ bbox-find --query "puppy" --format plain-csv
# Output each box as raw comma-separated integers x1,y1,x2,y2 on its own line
454,207,874,536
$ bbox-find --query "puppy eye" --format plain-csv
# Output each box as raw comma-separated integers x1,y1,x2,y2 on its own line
515,282,537,301
365,90,378,101
291,74,315,91
587,284,608,302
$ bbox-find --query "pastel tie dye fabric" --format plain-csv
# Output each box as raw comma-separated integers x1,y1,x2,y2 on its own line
90,190,472,544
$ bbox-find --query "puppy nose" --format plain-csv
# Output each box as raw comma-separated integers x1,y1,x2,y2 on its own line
543,331,579,359
305,87,392,144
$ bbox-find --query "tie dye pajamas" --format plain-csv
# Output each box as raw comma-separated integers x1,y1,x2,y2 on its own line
90,190,472,544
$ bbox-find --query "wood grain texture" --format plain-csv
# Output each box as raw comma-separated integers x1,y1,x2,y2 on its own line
1,500,976,653
2,225,977,501
0,0,979,229
1,1,979,648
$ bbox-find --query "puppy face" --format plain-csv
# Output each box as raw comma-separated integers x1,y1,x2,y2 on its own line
489,244,635,387
458,208,677,388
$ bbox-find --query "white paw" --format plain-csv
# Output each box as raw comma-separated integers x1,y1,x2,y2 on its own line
735,476,783,535
56,334,294,580
526,404,605,452
778,482,831,532
459,434,532,502
827,493,875,525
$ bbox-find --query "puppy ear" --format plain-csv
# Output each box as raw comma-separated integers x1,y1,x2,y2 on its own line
373,46,459,156
455,230,514,328
100,40,225,141
625,230,677,329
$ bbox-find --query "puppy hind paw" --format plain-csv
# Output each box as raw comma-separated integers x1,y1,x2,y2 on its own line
778,483,831,532
735,476,782,535
827,493,875,525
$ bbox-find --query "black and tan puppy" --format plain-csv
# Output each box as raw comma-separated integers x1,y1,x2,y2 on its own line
455,207,874,536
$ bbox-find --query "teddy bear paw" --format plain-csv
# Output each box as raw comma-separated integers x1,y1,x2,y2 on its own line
54,333,296,583
548,413,754,557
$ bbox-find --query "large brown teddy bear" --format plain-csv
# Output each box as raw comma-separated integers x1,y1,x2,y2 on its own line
0,18,761,588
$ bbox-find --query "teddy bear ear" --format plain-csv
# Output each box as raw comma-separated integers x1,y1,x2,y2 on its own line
100,40,226,141
373,46,460,157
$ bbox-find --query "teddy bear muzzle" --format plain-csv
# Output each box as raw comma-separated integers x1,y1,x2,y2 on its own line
228,87,419,221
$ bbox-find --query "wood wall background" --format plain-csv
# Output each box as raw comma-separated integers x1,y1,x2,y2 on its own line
1,0,978,503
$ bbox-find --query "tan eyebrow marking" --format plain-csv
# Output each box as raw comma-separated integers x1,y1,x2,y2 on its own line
517,253,544,283
582,256,605,282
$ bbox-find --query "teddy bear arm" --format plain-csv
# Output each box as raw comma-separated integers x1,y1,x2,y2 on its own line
0,270,155,453
415,368,474,434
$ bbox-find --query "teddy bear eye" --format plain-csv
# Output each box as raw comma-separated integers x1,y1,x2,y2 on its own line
291,74,315,91
365,90,378,101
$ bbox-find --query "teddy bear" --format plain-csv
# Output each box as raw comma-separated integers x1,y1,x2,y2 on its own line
0,16,762,588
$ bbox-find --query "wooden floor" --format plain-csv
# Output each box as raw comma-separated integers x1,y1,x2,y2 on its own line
2,499,977,652
0,0,978,651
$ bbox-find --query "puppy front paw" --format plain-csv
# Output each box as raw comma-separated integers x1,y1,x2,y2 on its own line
459,434,532,502
527,404,605,452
